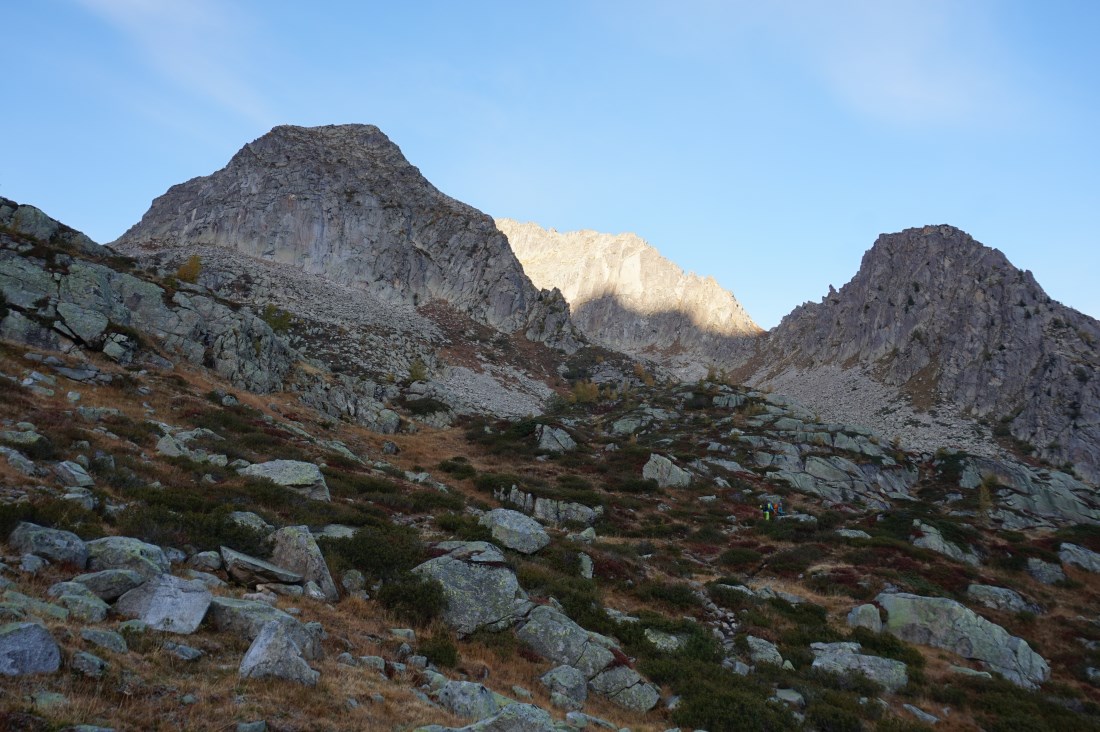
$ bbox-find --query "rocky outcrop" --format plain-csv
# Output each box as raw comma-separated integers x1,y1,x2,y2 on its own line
413,542,532,635
877,591,1049,688
911,520,980,566
810,642,908,692
642,453,691,488
239,460,330,502
114,574,212,634
9,523,87,568
499,218,760,376
966,584,1042,615
477,510,550,555
739,225,1100,486
115,125,578,351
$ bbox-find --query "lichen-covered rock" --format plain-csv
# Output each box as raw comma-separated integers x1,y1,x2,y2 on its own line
0,622,60,675
239,620,318,686
746,635,783,666
9,522,87,568
85,537,170,579
414,703,555,732
220,546,303,586
1059,543,1100,573
80,628,128,655
516,605,615,678
846,604,882,633
539,665,587,710
238,460,330,502
911,520,980,566
54,460,94,487
535,424,576,453
433,680,505,721
412,542,532,636
642,454,691,488
966,584,1042,615
115,574,212,634
587,664,661,712
1026,557,1066,585
644,627,686,653
206,597,322,660
477,510,550,555
269,526,339,602
877,591,1049,688
811,642,908,692
71,569,145,601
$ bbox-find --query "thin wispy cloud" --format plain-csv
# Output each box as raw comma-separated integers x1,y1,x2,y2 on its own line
617,0,1025,129
74,0,274,127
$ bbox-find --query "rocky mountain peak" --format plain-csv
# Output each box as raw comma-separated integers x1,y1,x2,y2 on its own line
113,124,577,348
740,224,1100,485
498,218,761,377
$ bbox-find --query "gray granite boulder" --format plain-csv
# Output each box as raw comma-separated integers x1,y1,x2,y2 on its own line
85,536,170,578
220,546,303,586
80,628,128,655
414,703,554,732
239,619,318,686
9,522,87,567
0,621,60,675
115,574,212,634
1026,557,1066,585
966,584,1042,615
535,424,576,453
434,680,505,720
911,520,980,566
413,542,532,636
846,603,882,633
540,664,587,710
642,454,691,488
516,605,615,678
207,597,322,660
477,509,550,555
877,591,1049,688
811,642,908,692
587,664,661,712
239,460,330,501
746,635,783,666
1059,543,1100,573
71,569,145,601
270,526,339,602
55,460,94,487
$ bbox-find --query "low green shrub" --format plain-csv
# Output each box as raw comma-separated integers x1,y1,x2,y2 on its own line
718,546,762,569
377,573,447,627
438,457,476,480
419,628,458,668
319,525,425,581
435,513,493,542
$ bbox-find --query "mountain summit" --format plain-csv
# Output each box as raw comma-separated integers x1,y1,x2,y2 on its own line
498,219,761,376
114,124,575,347
738,224,1100,483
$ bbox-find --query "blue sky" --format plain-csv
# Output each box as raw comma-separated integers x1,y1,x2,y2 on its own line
3,0,1098,329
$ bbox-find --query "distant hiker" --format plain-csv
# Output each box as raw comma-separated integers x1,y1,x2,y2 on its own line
762,503,771,521
776,500,785,516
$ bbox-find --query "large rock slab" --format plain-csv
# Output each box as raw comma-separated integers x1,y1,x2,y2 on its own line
1059,543,1100,573
587,664,661,712
413,542,532,636
434,680,506,721
269,526,339,602
220,546,303,586
238,460,330,501
516,605,615,678
8,522,87,568
71,569,145,601
642,453,691,488
477,509,550,555
55,460,94,487
206,597,322,660
114,574,212,634
0,622,60,676
239,619,318,686
415,703,555,732
811,642,908,692
540,664,587,710
966,584,1042,615
877,591,1049,688
911,520,980,566
535,424,576,453
85,536,170,578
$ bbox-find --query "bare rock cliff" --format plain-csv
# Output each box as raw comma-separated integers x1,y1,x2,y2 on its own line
113,124,577,350
498,219,760,374
739,225,1100,485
